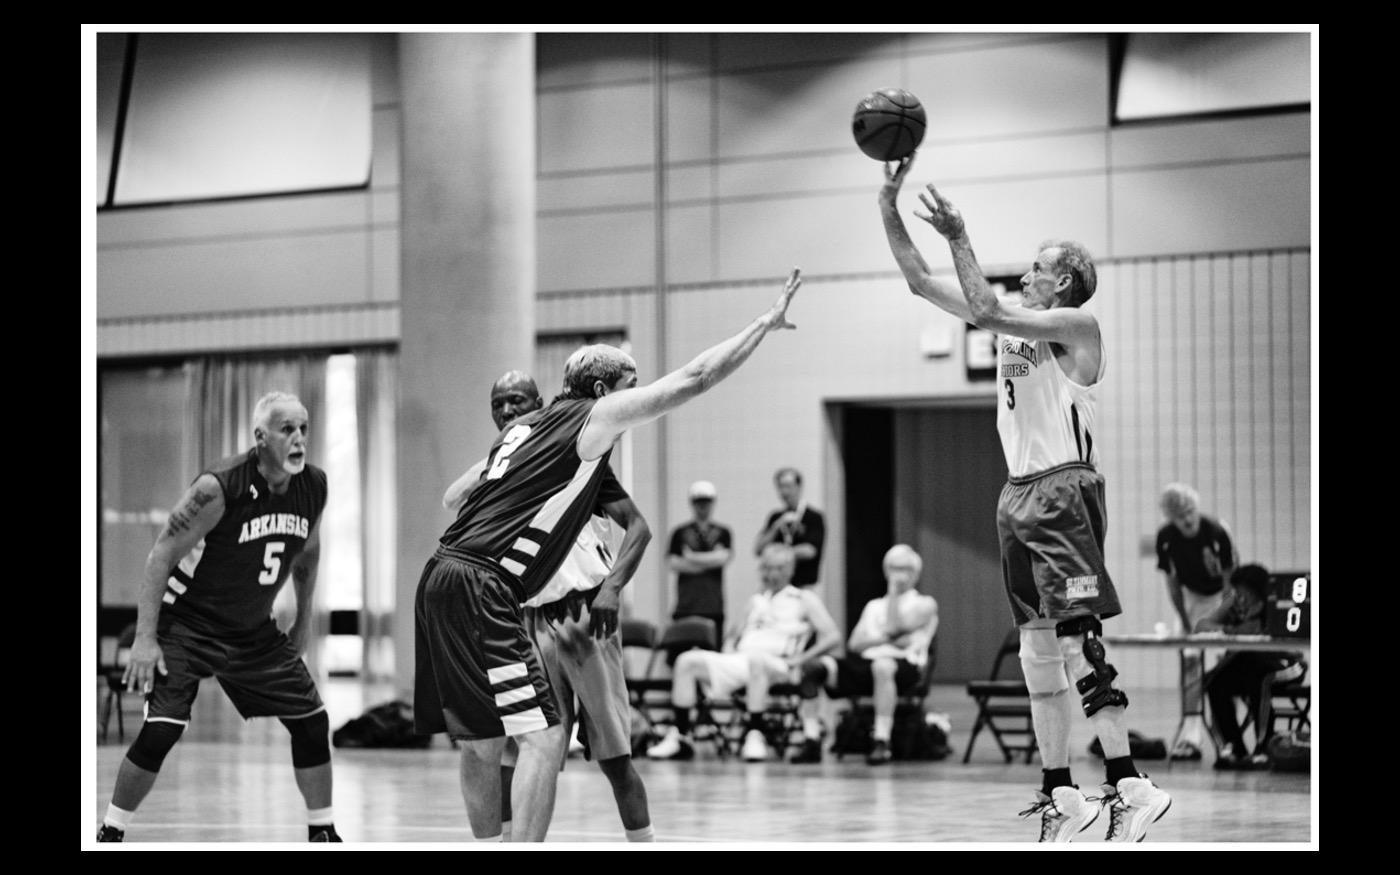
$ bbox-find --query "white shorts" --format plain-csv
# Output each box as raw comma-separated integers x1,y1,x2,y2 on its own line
503,602,631,768
695,650,794,700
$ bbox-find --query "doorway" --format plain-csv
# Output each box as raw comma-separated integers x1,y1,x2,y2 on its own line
841,401,1009,683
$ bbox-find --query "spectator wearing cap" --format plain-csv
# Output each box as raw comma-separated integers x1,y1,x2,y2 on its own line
667,480,734,641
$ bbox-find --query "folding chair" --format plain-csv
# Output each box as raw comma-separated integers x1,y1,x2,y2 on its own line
1254,660,1311,742
99,623,136,744
630,617,737,755
733,676,805,760
621,619,660,706
963,628,1038,764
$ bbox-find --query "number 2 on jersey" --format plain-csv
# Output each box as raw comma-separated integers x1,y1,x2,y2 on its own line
486,424,532,480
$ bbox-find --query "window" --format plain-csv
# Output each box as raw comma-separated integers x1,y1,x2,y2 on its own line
1113,32,1311,124
100,32,372,207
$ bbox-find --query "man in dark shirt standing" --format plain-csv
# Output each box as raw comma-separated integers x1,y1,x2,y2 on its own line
1155,482,1238,760
753,467,825,589
667,480,733,639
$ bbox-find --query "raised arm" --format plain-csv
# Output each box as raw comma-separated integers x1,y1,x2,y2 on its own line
286,524,321,654
443,457,488,512
125,474,226,693
907,597,939,649
588,496,653,639
846,601,885,654
879,154,975,324
914,182,1100,348
577,268,801,460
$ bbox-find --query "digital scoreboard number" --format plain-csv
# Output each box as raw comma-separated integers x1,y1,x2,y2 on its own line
1266,572,1312,639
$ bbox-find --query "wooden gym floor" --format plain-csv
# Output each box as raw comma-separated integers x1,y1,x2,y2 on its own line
87,677,1316,848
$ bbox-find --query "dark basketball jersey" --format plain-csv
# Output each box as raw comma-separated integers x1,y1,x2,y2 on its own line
441,398,614,600
1155,515,1235,596
162,449,328,636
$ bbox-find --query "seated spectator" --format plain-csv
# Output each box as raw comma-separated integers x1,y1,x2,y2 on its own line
793,544,938,764
646,543,841,762
1195,563,1304,770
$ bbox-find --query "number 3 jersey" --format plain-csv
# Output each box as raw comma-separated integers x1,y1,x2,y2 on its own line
441,398,616,602
996,334,1104,478
163,449,328,637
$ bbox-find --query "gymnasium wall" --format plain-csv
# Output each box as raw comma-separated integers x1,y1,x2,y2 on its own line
95,32,1313,688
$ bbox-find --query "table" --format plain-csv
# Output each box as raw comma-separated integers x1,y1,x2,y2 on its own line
1102,633,1311,763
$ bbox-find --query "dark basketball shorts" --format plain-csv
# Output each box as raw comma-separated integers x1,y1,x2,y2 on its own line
997,462,1121,626
414,547,559,741
827,655,921,698
146,618,324,724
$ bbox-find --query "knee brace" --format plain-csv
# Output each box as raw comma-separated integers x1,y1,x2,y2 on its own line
1055,616,1129,718
126,720,185,772
281,711,332,768
1019,628,1070,696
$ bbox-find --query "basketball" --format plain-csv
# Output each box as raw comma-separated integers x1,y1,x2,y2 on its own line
851,88,927,162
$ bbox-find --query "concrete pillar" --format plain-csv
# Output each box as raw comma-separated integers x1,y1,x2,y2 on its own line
395,33,535,694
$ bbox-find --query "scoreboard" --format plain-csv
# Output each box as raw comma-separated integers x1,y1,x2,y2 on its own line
1266,571,1312,639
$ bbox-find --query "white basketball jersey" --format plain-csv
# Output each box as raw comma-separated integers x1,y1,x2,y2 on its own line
996,334,1104,478
523,514,614,608
736,586,814,658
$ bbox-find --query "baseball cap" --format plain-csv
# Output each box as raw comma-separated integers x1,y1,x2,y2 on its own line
689,480,717,501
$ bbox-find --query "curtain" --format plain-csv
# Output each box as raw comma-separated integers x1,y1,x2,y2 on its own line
356,349,397,681
186,354,329,674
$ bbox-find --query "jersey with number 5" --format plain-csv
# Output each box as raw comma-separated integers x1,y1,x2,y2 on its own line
441,397,615,600
162,449,328,637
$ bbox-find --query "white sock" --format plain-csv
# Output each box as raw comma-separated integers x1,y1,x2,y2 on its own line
307,806,335,826
625,824,655,842
873,716,893,742
802,717,822,739
104,803,135,830
501,820,513,841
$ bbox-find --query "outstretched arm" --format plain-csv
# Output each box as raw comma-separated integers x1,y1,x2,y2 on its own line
879,154,975,324
588,497,652,639
126,474,226,693
578,268,802,460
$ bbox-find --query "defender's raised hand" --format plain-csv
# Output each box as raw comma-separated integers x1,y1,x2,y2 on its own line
763,267,802,331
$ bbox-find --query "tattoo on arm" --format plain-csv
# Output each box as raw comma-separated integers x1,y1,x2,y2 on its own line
164,486,217,536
